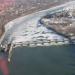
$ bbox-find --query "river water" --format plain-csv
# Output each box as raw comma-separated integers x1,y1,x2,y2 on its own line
9,45,75,75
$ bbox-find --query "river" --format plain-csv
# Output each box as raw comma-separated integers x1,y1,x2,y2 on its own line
9,45,75,75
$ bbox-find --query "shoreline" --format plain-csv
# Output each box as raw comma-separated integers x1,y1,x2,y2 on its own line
13,43,75,49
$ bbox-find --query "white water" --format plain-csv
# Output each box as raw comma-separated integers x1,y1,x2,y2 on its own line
1,1,75,47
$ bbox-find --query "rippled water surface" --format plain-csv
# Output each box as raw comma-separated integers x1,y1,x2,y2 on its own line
9,45,75,75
